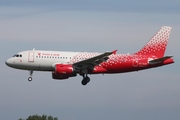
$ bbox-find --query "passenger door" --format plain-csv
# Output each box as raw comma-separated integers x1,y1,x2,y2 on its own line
28,51,34,62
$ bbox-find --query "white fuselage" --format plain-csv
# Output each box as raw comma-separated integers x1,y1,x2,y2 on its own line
5,50,101,71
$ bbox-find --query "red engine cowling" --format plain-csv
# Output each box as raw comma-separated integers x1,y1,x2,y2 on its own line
52,64,76,80
55,64,73,74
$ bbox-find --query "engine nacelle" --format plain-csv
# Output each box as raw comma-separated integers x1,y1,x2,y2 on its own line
52,72,76,80
52,64,76,80
55,64,73,74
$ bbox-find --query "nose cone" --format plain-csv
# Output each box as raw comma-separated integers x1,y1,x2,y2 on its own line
5,58,12,67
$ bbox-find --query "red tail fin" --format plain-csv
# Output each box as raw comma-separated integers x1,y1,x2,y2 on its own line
135,26,172,58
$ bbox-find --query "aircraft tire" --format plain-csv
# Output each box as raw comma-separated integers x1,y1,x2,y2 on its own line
81,77,90,85
28,77,32,81
81,80,87,85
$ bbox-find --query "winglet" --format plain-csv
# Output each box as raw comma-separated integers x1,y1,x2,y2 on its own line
112,50,118,55
105,50,117,55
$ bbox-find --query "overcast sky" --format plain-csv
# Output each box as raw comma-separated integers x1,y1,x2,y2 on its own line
0,0,180,120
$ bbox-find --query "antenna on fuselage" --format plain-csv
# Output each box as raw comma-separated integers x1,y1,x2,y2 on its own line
33,48,35,51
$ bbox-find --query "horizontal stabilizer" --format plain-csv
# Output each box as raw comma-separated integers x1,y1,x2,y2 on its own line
149,56,173,65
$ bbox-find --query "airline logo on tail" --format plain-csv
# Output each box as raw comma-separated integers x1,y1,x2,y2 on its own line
135,26,172,58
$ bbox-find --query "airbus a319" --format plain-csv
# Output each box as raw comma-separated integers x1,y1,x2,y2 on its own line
5,26,174,85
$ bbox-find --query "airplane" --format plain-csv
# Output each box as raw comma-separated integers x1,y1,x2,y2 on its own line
5,26,174,85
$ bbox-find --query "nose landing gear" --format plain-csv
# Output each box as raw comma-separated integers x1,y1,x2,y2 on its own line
28,70,33,81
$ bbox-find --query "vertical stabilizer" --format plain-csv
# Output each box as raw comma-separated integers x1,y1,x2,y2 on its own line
135,26,172,58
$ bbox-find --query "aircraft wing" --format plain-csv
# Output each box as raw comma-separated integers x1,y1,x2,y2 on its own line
73,50,117,71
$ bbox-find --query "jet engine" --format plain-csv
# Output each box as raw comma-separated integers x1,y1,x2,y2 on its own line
52,64,76,80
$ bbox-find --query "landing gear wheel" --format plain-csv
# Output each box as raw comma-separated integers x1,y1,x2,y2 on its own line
28,70,33,82
28,77,32,81
86,77,90,83
81,77,90,86
81,79,87,86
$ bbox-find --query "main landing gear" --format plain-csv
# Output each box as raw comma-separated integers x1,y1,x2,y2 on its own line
28,70,33,82
81,74,90,86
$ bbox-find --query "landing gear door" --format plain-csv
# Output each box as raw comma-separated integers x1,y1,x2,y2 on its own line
28,51,34,62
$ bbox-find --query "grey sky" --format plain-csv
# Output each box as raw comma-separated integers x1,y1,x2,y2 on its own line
0,0,180,120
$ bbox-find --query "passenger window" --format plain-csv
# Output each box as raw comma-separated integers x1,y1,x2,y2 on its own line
20,54,22,57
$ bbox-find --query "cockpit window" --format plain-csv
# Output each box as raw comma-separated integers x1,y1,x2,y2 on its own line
13,54,22,57
13,54,17,57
